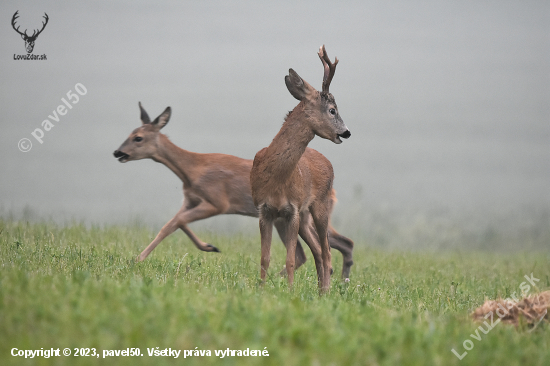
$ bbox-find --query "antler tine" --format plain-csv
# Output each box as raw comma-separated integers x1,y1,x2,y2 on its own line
35,13,49,36
11,10,19,26
11,10,26,36
317,45,339,93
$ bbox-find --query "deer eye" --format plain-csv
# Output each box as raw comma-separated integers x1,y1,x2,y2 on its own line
134,136,143,142
329,108,336,116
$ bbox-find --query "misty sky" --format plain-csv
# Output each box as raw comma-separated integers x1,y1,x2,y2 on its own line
1,1,548,231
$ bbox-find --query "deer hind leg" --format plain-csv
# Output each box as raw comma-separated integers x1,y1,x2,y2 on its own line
176,200,223,252
310,203,332,292
326,191,353,279
138,201,222,261
328,224,354,280
275,220,307,276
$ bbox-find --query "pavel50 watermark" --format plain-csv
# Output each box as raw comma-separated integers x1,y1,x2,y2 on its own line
18,83,87,152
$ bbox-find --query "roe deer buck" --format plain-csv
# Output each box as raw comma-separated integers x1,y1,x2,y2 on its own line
113,103,354,278
250,45,351,291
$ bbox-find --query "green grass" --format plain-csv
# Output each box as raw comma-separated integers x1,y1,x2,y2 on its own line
0,219,549,365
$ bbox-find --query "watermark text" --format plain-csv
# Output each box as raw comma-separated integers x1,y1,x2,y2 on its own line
18,83,87,152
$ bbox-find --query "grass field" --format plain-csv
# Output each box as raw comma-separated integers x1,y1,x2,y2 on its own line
0,219,549,365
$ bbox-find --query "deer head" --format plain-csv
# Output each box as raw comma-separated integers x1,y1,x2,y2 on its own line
285,45,351,144
12,11,49,54
113,102,171,163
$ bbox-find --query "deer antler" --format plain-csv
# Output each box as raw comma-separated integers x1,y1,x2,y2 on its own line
11,11,49,39
31,13,49,39
318,45,339,94
11,11,26,37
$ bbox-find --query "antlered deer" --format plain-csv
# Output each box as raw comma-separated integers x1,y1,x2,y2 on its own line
250,45,351,291
113,103,354,278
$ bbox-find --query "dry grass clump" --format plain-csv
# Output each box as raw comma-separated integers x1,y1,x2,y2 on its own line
472,291,550,327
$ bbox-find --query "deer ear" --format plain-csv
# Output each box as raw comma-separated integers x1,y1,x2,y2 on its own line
285,69,314,101
152,107,171,130
139,102,151,124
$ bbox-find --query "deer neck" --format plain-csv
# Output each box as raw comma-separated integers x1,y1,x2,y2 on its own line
151,134,198,188
264,104,315,178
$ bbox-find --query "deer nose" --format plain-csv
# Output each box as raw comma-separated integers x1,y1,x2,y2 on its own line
338,130,351,139
113,150,129,158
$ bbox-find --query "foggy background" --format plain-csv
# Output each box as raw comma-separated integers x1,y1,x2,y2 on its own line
1,1,548,251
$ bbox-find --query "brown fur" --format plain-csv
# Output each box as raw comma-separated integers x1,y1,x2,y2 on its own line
250,46,351,291
113,103,354,278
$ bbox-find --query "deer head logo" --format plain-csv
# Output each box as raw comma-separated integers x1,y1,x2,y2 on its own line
12,11,49,54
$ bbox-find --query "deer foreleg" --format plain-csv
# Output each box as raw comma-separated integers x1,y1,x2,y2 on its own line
274,220,307,276
138,215,180,261
279,213,300,288
137,201,221,261
259,214,273,283
175,201,222,251
180,224,220,252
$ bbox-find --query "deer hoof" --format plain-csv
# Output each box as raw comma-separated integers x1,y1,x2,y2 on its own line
206,244,220,253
